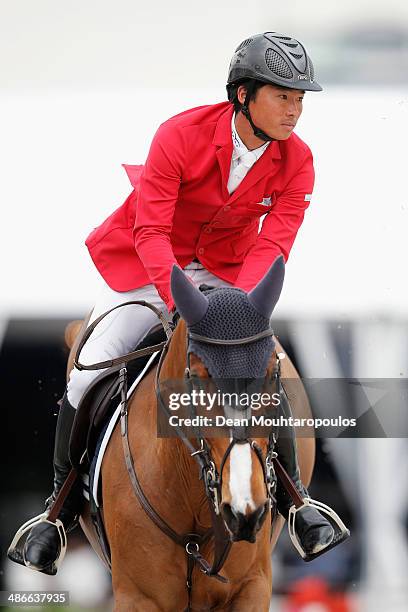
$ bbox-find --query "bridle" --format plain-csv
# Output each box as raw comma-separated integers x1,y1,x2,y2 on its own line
160,324,281,517
74,300,282,610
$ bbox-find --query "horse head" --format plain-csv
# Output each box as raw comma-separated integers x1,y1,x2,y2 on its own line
170,256,285,543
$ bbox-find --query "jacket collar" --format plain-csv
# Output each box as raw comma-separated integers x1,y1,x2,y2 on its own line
213,105,282,203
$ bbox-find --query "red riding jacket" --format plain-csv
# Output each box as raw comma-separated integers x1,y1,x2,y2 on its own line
85,101,315,312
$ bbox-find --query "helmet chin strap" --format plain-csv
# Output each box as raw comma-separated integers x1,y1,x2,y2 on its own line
240,80,276,143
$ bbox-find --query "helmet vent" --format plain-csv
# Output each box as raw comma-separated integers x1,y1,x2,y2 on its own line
290,52,303,59
273,35,292,41
265,48,293,79
235,38,253,52
309,59,315,81
282,42,298,49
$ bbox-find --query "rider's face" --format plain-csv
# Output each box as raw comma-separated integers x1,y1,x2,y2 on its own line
238,84,305,141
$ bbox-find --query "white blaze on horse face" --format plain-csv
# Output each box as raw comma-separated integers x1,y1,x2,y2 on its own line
229,443,256,515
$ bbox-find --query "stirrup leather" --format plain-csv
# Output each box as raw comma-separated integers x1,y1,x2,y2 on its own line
288,497,350,562
7,511,67,574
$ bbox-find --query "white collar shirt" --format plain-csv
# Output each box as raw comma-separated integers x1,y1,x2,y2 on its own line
227,113,270,194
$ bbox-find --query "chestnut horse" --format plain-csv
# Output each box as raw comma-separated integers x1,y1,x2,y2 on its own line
66,272,315,611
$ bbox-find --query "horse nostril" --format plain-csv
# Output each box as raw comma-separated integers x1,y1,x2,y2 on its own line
255,502,270,529
221,503,242,531
221,502,235,521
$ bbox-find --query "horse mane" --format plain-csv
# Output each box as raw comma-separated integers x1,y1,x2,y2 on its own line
159,316,189,381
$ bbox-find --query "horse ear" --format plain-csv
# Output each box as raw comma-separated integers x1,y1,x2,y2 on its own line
247,255,285,319
170,265,209,326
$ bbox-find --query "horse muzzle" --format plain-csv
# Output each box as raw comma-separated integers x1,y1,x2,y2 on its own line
220,500,270,543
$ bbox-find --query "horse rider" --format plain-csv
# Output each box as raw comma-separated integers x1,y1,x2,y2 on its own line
13,32,349,574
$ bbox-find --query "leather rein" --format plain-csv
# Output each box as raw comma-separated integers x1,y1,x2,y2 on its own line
73,300,301,610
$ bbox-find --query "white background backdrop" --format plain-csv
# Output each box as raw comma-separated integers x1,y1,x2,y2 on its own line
1,0,407,318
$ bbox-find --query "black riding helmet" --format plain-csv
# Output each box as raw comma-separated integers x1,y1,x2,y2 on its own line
227,32,323,142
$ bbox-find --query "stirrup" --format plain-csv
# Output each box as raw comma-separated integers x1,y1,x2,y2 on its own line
7,511,67,575
288,497,350,562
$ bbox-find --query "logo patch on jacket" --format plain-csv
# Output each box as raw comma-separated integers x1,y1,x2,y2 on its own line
260,196,272,206
304,194,312,201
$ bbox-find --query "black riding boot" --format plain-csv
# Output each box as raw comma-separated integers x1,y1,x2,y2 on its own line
276,389,335,559
23,392,83,575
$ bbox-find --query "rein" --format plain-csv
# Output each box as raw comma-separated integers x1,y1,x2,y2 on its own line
73,301,173,371
73,300,296,611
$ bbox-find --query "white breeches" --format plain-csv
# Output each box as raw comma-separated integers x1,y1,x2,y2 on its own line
66,263,232,408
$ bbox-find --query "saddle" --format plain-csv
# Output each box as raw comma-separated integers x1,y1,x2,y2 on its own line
69,287,214,469
69,323,167,470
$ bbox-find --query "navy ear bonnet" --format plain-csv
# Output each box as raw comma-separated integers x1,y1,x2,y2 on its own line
188,286,275,379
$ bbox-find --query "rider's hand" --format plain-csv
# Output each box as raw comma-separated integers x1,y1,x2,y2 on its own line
198,284,216,293
171,307,180,327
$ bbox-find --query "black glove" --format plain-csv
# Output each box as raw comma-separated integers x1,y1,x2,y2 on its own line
171,307,180,327
198,284,216,293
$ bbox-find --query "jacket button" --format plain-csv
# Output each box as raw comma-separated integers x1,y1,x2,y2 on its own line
198,247,205,255
205,226,212,233
224,205,231,212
